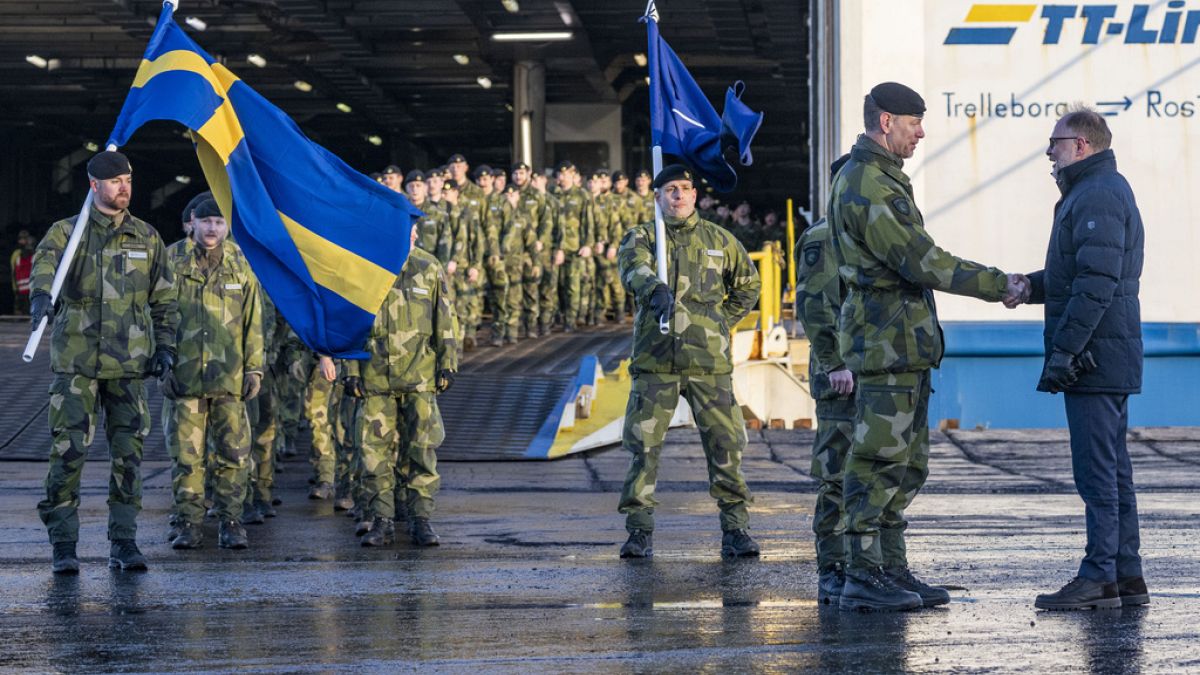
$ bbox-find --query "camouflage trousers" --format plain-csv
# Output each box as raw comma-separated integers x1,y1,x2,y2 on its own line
843,370,931,571
560,255,592,326
305,368,338,485
166,395,251,524
502,257,540,337
485,259,509,335
336,393,361,503
519,256,542,334
246,368,278,505
276,352,310,447
618,373,752,533
596,254,624,320
538,255,558,329
357,392,445,521
454,273,483,343
812,398,855,570
38,375,150,544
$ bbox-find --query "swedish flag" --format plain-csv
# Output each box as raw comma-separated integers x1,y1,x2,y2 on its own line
108,3,421,359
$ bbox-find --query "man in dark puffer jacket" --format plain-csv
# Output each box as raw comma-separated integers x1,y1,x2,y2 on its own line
1012,107,1147,611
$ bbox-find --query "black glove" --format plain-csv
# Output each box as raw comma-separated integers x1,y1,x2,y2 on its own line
436,369,455,394
1039,349,1078,393
648,283,674,324
30,292,53,329
1074,350,1098,375
343,376,365,398
242,372,262,401
148,348,175,379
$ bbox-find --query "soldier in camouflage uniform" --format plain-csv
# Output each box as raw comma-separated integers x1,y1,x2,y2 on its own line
275,321,309,459
552,161,594,332
496,183,539,343
828,82,1021,611
586,170,613,326
31,152,177,574
304,353,339,500
476,166,509,347
794,154,856,604
454,156,488,350
616,164,762,560
531,170,559,336
161,198,263,550
344,224,458,547
510,162,552,338
244,289,279,522
602,170,638,323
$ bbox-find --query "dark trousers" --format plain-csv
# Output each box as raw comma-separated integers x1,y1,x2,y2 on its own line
1064,392,1143,583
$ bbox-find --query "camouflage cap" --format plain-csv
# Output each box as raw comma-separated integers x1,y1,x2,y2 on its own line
868,82,925,117
87,151,132,179
651,164,695,189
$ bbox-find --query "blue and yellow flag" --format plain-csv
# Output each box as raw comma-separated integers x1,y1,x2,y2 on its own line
108,3,421,359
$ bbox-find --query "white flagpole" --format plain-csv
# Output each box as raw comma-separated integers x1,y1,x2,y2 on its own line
22,143,117,363
646,0,669,334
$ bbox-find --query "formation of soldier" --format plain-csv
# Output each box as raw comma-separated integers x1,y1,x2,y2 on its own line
369,155,657,345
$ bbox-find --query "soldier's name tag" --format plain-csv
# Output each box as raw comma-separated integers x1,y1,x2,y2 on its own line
412,287,430,296
126,251,148,260
224,283,242,290
706,249,724,257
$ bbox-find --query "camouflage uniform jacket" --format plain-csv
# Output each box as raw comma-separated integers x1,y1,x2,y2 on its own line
589,192,613,249
795,218,846,401
344,248,458,394
828,135,1008,375
484,192,506,260
166,238,264,397
553,186,594,255
517,185,555,251
31,208,176,379
618,211,761,376
448,201,485,270
412,199,454,264
498,199,538,258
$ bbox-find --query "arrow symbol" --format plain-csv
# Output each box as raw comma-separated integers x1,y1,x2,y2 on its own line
1095,96,1133,115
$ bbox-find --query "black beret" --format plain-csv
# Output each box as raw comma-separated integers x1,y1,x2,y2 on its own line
489,167,506,177
447,153,467,164
502,183,519,194
382,164,403,176
430,166,448,178
555,160,576,173
369,172,383,182
473,164,493,180
87,151,132,180
511,161,530,172
829,153,852,181
182,190,213,223
868,82,925,116
634,168,652,179
442,179,460,191
403,170,426,186
651,164,695,189
591,168,609,179
192,199,222,220
611,170,628,181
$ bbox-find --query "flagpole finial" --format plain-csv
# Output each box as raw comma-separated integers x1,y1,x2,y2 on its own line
164,0,179,10
642,0,659,22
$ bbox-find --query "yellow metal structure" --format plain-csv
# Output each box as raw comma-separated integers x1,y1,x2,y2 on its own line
784,197,797,305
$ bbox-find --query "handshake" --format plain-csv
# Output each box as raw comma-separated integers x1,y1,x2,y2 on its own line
1003,273,1032,309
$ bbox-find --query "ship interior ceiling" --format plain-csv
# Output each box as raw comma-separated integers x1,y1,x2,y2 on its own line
0,0,807,259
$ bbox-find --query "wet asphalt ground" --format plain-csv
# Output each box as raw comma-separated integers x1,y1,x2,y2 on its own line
1,425,1198,673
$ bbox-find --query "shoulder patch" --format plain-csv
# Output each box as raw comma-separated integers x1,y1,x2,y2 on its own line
803,243,821,267
891,197,911,217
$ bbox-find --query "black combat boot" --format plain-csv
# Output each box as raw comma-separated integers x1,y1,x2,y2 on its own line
721,529,761,558
308,482,333,500
504,333,518,345
817,564,846,605
52,542,80,575
1034,577,1121,610
332,491,354,512
109,539,149,571
166,516,183,543
255,500,277,518
360,517,394,547
218,520,249,550
1118,576,1150,606
490,330,503,347
241,505,265,525
171,522,204,550
887,566,951,607
839,567,922,612
619,530,653,558
410,518,440,546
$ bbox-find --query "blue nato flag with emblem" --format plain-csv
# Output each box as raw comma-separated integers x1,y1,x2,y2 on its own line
643,1,763,192
106,1,422,359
